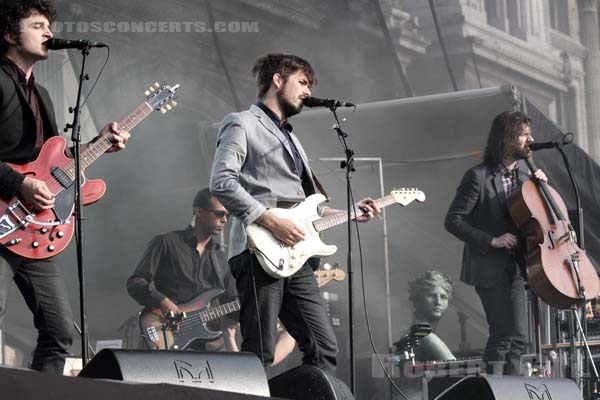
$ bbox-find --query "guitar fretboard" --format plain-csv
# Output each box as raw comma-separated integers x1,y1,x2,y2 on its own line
195,300,241,323
60,102,154,182
312,195,396,232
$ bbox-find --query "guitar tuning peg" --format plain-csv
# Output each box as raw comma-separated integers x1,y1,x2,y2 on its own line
160,107,167,114
170,100,178,107
166,104,172,111
154,82,160,89
144,90,150,96
149,87,155,92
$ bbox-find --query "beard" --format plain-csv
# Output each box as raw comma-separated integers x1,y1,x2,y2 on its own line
512,145,531,160
276,85,302,118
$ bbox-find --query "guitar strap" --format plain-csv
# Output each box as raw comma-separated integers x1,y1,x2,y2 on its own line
310,168,329,201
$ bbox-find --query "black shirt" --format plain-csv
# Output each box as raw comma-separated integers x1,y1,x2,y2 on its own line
255,101,315,195
126,226,237,307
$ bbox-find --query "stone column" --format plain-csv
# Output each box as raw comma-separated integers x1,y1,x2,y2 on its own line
579,0,600,160
485,0,509,31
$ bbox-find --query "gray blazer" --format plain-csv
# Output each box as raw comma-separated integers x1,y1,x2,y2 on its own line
210,104,317,260
444,160,529,288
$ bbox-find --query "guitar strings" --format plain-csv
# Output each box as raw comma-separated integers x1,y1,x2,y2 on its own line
176,302,240,329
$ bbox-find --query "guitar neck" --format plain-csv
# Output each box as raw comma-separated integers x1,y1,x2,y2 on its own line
60,102,154,181
196,299,241,323
312,195,394,233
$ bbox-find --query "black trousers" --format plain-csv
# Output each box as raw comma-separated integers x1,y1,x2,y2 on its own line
475,267,527,376
229,251,337,373
0,247,74,373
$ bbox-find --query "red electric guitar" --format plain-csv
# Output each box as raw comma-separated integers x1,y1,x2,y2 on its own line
0,82,179,259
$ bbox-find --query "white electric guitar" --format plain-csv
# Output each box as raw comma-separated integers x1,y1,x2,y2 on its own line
246,189,426,278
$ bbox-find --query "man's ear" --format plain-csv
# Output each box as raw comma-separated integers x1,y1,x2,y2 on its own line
4,32,17,46
272,73,283,90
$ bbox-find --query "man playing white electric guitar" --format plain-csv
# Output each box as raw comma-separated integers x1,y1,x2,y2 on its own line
210,53,379,374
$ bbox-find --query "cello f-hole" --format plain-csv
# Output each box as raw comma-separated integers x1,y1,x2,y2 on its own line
547,231,556,250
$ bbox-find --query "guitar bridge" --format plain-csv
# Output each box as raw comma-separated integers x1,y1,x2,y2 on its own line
0,200,71,241
0,201,33,239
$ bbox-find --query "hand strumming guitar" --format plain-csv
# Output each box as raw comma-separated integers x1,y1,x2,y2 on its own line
18,177,55,211
159,297,181,315
257,210,305,246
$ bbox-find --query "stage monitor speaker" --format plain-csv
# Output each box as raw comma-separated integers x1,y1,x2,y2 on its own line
435,375,582,400
269,365,353,400
78,349,269,397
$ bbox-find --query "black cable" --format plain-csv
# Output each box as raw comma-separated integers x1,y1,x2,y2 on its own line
428,0,459,91
80,46,110,108
373,0,414,97
249,255,266,365
348,186,410,400
205,0,242,111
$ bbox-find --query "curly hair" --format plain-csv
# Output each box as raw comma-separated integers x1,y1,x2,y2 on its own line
408,270,454,305
0,0,56,55
483,111,531,166
251,53,317,99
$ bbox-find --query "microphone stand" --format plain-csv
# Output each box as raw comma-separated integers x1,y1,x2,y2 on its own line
65,44,92,367
329,107,356,394
553,142,599,394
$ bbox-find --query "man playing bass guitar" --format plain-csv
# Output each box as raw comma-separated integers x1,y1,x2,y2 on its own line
127,188,239,351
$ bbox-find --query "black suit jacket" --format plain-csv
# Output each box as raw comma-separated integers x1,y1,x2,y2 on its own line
444,160,529,288
0,58,58,199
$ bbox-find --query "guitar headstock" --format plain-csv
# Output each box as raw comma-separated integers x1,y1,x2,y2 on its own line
390,188,426,206
314,268,346,288
144,82,180,114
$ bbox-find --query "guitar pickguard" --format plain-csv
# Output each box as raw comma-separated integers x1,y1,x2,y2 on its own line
51,170,86,221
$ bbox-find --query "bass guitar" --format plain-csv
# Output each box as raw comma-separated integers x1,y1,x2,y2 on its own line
0,82,179,259
140,288,240,350
139,269,343,350
246,189,425,278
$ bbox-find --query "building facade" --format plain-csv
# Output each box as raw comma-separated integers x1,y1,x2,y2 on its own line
393,0,600,160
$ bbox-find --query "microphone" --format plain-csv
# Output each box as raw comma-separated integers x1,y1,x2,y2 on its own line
44,38,107,50
529,132,574,151
303,96,355,108
529,141,561,151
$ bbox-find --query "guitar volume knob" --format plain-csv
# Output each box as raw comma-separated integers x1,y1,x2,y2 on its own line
47,245,55,252
57,231,64,238
32,241,39,248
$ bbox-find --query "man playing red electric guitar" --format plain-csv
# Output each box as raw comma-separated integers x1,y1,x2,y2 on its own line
0,0,129,373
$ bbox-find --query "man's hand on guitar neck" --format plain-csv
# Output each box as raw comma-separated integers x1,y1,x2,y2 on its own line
94,122,131,153
322,197,381,223
18,177,55,210
159,297,181,316
257,210,305,246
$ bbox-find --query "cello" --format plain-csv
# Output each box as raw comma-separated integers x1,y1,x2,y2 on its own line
508,157,600,309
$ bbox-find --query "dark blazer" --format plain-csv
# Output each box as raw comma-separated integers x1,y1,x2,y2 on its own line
0,58,58,199
444,160,529,288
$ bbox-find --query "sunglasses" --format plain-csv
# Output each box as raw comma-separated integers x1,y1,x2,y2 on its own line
202,208,229,218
